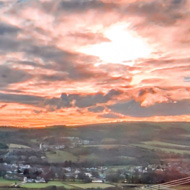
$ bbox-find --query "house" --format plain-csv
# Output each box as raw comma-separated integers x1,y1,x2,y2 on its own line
5,173,23,181
92,179,104,183
74,169,80,174
55,145,65,150
26,178,35,183
23,177,27,183
35,177,46,183
64,167,72,172
85,172,92,178
19,164,31,169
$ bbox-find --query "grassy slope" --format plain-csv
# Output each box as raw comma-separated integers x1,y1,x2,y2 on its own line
1,122,190,164
0,178,18,186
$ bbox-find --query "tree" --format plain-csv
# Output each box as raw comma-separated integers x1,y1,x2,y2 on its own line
106,173,120,183
78,172,92,183
62,174,66,181
92,171,99,178
23,169,30,175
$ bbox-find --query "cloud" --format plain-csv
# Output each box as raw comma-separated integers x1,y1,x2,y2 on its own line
61,89,122,108
88,106,105,113
125,0,187,26
57,0,106,13
0,93,43,105
109,100,190,117
41,0,115,14
0,89,121,112
0,22,20,35
42,97,72,111
0,65,31,88
0,34,104,82
68,31,110,45
0,92,70,111
99,113,122,118
0,104,7,110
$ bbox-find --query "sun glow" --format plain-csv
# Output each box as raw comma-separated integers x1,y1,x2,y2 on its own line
79,23,153,66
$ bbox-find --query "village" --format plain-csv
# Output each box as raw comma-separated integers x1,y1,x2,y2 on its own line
0,138,189,186
1,161,189,185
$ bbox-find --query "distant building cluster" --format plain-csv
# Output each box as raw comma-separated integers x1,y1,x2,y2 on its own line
40,137,91,151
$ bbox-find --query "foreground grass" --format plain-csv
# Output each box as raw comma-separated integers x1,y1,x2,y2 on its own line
0,189,20,190
21,181,115,189
0,178,74,189
0,178,18,186
0,178,114,189
1,178,188,190
69,182,115,189
175,185,190,190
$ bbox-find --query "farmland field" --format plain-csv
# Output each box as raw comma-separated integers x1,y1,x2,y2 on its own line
84,144,127,149
21,181,74,189
9,144,30,149
131,142,190,155
79,153,100,162
143,141,190,148
46,150,77,163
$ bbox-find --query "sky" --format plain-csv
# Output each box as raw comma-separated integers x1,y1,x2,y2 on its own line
0,0,190,127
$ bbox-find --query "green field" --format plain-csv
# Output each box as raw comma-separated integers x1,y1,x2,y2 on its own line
116,156,135,161
21,181,74,189
143,141,190,148
84,144,127,149
79,153,100,162
107,165,134,172
69,182,115,189
9,144,30,149
20,181,115,189
46,150,77,163
0,178,18,186
131,143,190,155
0,178,114,189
